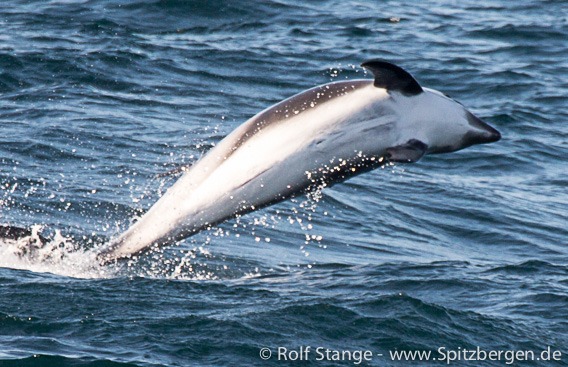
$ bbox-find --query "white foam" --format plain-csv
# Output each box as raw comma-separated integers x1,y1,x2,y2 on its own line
0,226,118,279
0,226,217,280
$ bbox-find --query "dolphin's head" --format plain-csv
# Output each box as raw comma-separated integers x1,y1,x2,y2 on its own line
360,60,501,157
411,88,501,154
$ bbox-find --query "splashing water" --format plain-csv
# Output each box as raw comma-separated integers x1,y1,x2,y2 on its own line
0,229,228,280
0,184,327,281
0,225,117,279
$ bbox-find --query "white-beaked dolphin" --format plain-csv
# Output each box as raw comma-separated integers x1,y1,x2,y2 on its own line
98,60,501,262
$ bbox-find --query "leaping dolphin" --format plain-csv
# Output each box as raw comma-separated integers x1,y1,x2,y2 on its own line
98,60,501,262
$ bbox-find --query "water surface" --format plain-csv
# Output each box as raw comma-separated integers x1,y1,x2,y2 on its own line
1,0,567,366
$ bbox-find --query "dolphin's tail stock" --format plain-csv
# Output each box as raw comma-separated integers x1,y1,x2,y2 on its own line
96,236,132,265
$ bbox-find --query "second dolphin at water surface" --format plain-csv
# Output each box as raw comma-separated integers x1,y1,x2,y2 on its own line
98,60,501,262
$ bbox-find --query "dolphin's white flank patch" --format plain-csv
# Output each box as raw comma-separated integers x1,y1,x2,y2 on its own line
98,60,501,262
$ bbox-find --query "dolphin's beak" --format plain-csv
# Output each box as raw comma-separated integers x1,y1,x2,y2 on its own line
466,111,501,145
481,121,501,143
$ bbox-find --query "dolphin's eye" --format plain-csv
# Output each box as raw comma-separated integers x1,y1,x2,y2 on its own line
443,93,451,98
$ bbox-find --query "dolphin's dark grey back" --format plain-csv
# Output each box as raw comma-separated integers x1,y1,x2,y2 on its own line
230,79,372,152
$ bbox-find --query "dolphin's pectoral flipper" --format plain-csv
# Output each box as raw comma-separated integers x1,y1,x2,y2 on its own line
386,139,428,163
360,60,423,96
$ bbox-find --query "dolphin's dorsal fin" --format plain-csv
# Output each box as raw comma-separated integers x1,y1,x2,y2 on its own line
386,139,428,163
361,60,423,96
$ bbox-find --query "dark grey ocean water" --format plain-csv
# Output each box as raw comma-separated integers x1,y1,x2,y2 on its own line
1,0,567,366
